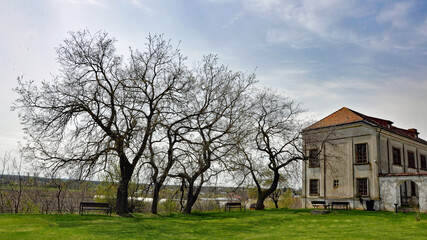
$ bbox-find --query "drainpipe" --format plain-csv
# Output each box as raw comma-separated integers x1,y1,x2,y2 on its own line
352,137,355,208
304,138,307,208
323,143,326,200
377,128,382,210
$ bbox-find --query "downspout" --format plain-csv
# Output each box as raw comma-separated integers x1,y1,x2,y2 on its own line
352,137,355,207
303,136,307,208
377,128,382,173
323,143,326,200
377,128,382,209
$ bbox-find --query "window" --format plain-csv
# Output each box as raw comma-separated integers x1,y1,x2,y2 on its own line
421,155,427,170
408,151,415,168
309,149,320,168
309,179,319,195
356,178,368,196
333,179,339,188
355,143,368,164
392,147,401,165
411,181,417,196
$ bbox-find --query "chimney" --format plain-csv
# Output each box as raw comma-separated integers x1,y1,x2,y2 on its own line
408,128,419,138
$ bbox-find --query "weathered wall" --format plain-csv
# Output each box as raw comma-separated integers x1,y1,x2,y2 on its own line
379,175,427,212
379,132,427,175
303,122,378,203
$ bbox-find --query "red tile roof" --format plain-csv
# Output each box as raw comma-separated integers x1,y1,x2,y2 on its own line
304,107,365,130
304,107,426,144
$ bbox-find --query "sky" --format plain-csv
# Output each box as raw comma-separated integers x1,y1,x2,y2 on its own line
2,0,427,161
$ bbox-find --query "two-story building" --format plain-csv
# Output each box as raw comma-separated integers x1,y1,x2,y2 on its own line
302,107,427,212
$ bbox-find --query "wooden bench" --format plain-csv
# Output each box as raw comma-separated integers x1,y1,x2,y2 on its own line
311,200,329,209
79,202,112,216
331,201,350,210
225,202,242,212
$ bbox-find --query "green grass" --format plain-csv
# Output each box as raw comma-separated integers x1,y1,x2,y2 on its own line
0,209,426,239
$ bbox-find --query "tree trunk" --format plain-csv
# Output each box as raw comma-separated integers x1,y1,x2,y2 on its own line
151,182,161,214
255,169,280,210
14,177,23,214
255,192,267,210
183,181,194,214
56,185,62,214
183,180,203,214
273,200,279,209
116,157,134,216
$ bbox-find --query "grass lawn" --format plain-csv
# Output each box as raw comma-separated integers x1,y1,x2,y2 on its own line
0,209,426,239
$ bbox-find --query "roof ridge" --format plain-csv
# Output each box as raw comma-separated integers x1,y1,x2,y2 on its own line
345,107,393,124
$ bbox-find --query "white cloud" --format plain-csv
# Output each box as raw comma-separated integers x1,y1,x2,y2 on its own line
322,78,380,91
245,0,368,35
417,18,427,36
224,11,244,28
59,0,110,8
128,0,157,14
238,0,427,52
266,28,319,49
376,1,413,28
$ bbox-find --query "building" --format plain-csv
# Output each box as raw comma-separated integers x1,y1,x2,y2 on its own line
302,107,427,212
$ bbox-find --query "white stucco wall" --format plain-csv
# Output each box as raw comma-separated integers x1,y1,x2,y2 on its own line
379,175,427,212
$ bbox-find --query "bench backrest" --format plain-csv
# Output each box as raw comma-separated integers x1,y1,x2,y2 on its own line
311,201,326,204
80,202,110,208
332,202,349,204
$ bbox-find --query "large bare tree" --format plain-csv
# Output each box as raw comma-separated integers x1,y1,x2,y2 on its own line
13,30,188,215
235,90,303,210
170,55,255,214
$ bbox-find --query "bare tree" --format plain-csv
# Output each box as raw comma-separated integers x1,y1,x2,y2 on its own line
145,130,176,214
235,90,303,210
170,55,255,214
4,154,26,214
13,30,188,215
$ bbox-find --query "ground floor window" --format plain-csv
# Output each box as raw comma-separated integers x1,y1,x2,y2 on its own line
333,179,339,188
411,181,417,196
309,179,319,195
356,178,368,196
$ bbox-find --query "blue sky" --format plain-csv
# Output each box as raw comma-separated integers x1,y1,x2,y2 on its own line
2,0,427,156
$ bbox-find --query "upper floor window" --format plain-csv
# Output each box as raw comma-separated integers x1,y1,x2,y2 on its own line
309,149,320,168
421,155,427,170
355,143,368,164
393,147,401,165
408,151,416,168
356,178,369,197
309,179,319,195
